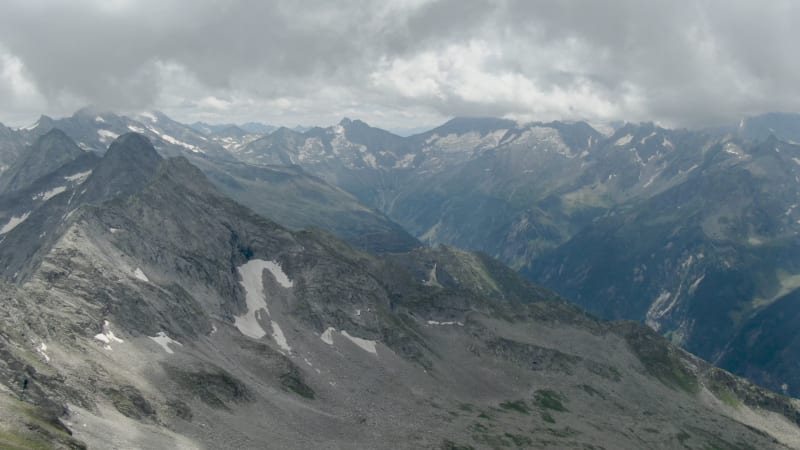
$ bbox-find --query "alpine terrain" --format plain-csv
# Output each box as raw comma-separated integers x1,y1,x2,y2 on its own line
0,124,799,448
225,112,800,401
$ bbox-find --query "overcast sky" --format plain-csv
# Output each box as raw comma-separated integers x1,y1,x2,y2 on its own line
1,0,798,131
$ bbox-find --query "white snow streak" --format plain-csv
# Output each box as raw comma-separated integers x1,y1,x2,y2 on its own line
427,320,464,326
64,170,92,183
37,343,50,362
149,331,182,354
341,330,378,354
160,133,204,153
139,112,157,123
32,186,67,201
614,134,633,146
271,321,291,353
94,320,124,350
233,259,294,353
0,212,31,234
133,268,149,282
97,129,119,142
320,327,336,345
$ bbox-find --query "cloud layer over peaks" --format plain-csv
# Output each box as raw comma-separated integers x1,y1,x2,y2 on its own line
1,0,798,129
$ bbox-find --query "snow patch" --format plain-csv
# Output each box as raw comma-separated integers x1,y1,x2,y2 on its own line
645,291,674,331
642,173,658,188
149,331,182,354
133,268,149,282
614,134,633,146
20,119,40,131
94,320,124,350
127,125,146,134
37,343,50,362
320,327,336,345
95,116,105,123
724,143,745,158
271,321,291,353
427,320,464,326
341,330,378,354
139,112,157,123
689,274,705,294
264,260,293,288
233,259,293,341
64,170,92,183
0,212,31,234
160,133,204,153
97,129,119,142
423,263,439,286
33,186,67,201
362,153,378,169
394,153,416,168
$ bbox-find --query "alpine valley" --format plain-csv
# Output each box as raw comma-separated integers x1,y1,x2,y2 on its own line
1,108,800,449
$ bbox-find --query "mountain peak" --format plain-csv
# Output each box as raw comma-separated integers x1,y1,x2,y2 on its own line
28,114,54,131
338,117,374,131
37,128,84,153
0,128,85,194
79,133,162,203
427,116,517,137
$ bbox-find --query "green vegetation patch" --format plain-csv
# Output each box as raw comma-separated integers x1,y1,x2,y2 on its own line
478,410,495,420
468,422,489,433
504,433,534,446
440,439,475,450
166,398,193,421
705,375,742,409
499,399,530,414
0,429,51,450
472,433,512,448
578,384,605,398
164,365,253,410
0,397,87,450
534,389,568,412
617,324,699,394
279,371,315,399
546,426,580,438
105,386,155,421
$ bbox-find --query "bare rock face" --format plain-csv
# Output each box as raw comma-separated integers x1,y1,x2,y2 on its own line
0,128,85,195
232,112,800,401
0,132,797,449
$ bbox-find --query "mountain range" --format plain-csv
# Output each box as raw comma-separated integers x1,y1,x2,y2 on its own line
225,111,800,399
1,109,800,448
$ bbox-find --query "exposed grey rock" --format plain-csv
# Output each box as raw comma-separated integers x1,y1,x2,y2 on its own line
0,132,798,449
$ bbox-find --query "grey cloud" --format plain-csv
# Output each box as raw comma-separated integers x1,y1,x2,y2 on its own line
0,0,798,128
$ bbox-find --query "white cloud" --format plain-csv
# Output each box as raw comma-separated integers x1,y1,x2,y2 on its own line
0,0,799,128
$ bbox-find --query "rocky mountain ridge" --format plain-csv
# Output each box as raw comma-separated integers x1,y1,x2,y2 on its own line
0,132,798,448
